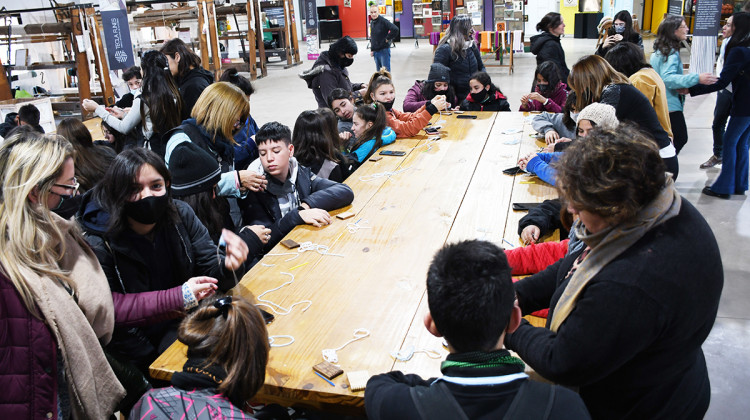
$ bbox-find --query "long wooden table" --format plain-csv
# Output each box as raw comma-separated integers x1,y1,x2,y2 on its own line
150,111,558,413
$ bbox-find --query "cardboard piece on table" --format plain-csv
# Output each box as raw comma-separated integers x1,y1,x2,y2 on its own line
280,239,300,249
336,211,356,220
346,370,369,392
369,155,383,162
313,361,344,379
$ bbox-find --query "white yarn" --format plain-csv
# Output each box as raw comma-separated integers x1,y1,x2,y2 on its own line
256,272,312,315
347,219,372,234
265,242,344,262
269,335,295,347
261,263,276,267
322,328,371,363
359,167,411,182
391,345,442,362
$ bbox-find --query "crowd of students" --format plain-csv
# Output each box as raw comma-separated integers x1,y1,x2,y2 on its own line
0,6,741,419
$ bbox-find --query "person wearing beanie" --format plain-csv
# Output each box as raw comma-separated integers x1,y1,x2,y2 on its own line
402,63,458,112
170,141,272,260
368,3,399,72
518,103,619,186
302,36,367,108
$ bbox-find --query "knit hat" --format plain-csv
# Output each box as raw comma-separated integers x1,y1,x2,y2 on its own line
427,63,450,83
169,141,221,197
576,103,619,131
329,36,358,56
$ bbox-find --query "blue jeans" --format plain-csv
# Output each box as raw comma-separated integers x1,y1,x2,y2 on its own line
373,48,391,72
710,115,750,195
711,89,732,158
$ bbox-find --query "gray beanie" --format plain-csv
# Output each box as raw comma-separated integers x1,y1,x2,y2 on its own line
576,103,619,131
427,63,451,83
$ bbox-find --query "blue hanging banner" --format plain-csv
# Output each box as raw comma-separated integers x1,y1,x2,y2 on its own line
99,0,135,70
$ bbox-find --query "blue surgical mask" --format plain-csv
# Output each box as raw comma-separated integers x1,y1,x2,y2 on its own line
130,88,141,96
570,112,579,122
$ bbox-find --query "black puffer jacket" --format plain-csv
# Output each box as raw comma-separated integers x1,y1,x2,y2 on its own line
433,42,485,102
178,67,214,119
309,52,356,108
530,32,570,83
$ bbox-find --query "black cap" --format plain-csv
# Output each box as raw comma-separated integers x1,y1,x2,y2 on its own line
169,141,221,197
427,63,450,83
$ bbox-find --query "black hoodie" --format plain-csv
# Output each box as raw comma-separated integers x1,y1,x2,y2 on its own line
530,32,570,83
178,67,214,120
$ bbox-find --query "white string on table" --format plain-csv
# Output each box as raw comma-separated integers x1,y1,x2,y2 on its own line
255,272,312,315
391,345,442,362
321,328,371,363
268,335,295,347
347,219,372,234
359,167,411,182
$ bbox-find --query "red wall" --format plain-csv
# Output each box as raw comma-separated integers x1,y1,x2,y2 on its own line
326,0,367,38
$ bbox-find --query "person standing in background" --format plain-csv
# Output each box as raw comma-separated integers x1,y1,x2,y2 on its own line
701,16,734,169
369,3,399,72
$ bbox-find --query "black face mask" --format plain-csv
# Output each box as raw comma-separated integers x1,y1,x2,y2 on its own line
470,90,489,103
124,194,169,225
52,193,83,220
537,83,550,93
339,57,354,67
379,100,394,111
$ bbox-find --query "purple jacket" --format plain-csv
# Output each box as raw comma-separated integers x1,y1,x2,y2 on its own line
403,81,428,112
0,271,183,418
519,82,568,113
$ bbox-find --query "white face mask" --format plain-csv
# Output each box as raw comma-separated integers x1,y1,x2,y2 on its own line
570,112,579,122
130,88,141,96
463,39,473,49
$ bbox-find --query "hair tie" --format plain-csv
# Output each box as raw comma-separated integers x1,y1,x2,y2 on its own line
372,102,377,109
213,296,233,318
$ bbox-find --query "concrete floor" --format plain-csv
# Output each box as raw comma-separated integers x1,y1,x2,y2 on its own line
247,36,749,419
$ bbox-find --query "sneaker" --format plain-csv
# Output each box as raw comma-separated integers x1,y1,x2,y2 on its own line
700,155,722,169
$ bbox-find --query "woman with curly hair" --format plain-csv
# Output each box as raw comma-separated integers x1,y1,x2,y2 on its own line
506,125,723,419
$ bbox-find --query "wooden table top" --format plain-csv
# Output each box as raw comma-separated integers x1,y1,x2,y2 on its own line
149,111,558,413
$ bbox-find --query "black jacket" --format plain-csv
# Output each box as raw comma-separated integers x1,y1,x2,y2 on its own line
241,159,354,253
365,351,590,420
178,67,214,120
600,83,679,177
310,51,356,108
518,198,567,238
595,32,643,57
0,113,17,137
507,198,723,420
460,90,511,112
530,32,570,83
370,16,399,52
433,43,486,102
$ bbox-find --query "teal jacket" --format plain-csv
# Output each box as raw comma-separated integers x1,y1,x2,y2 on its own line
650,49,699,112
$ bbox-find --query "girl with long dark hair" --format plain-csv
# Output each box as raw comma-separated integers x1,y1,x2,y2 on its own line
596,10,643,56
348,103,395,166
82,51,183,156
292,109,352,182
78,148,249,373
161,38,215,119
690,12,750,198
520,61,568,112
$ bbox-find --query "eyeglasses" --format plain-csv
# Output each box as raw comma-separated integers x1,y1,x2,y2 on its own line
53,178,80,197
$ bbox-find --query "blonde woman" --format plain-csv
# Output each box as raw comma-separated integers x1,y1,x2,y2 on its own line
0,131,125,418
164,81,266,198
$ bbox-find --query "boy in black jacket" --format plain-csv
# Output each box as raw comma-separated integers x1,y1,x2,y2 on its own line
365,240,590,420
241,122,354,253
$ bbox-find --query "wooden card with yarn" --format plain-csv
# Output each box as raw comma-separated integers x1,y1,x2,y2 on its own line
313,361,343,379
